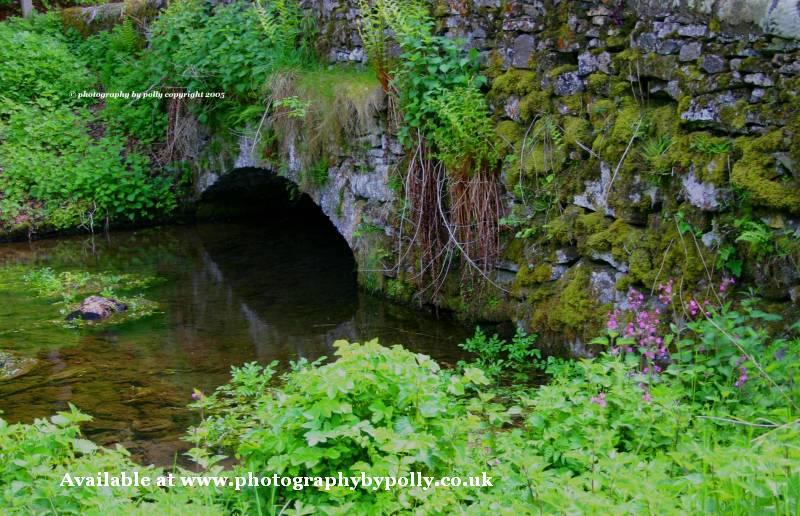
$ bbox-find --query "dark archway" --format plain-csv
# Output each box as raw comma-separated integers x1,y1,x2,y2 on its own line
195,167,359,324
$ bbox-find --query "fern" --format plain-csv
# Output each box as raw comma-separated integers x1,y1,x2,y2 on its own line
254,0,303,54
735,219,773,257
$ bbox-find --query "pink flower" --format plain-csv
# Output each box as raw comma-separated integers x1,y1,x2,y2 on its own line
734,367,748,388
719,277,736,293
607,310,619,331
590,392,607,408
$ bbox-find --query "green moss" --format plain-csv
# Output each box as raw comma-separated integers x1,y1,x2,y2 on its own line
663,132,732,185
585,218,634,258
490,70,539,98
588,99,616,129
515,263,553,289
523,144,566,175
519,90,551,120
609,78,631,97
528,265,605,338
592,100,642,163
647,104,679,137
546,64,578,79
586,73,609,95
496,120,523,148
718,100,748,131
562,116,591,147
731,131,800,213
385,278,414,303
558,94,584,114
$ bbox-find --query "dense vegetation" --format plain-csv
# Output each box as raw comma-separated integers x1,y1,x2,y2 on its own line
0,15,179,235
1,0,798,514
2,296,798,512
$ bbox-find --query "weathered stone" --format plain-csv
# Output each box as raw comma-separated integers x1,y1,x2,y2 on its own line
503,17,538,32
657,39,681,55
574,162,616,217
588,267,623,305
638,32,658,52
505,95,521,121
578,51,612,76
701,54,727,73
553,72,584,96
681,169,730,211
678,24,708,37
66,295,127,321
591,251,630,273
0,351,36,381
511,34,536,68
554,247,579,265
743,72,774,86
679,41,703,62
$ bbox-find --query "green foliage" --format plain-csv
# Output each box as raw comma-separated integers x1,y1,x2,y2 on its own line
189,339,490,511
21,266,162,325
640,134,672,172
0,405,223,513
301,158,329,187
671,301,800,417
0,19,92,105
78,21,166,143
361,0,496,175
2,309,799,513
735,218,773,257
147,0,312,125
0,102,176,229
690,134,733,155
429,85,499,173
458,326,541,379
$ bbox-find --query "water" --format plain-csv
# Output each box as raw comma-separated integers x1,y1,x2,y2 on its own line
0,217,471,466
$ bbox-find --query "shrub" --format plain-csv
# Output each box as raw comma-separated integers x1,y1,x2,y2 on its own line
458,326,540,379
0,405,223,514
189,339,489,511
0,19,92,105
0,102,177,229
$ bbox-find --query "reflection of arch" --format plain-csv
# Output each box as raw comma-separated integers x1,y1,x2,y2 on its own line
197,167,353,253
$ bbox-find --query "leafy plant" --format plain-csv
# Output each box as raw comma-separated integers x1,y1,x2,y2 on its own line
189,339,489,511
735,218,773,257
458,327,541,379
690,134,732,155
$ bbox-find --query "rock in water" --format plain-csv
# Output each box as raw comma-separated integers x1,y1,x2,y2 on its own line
0,351,36,380
66,295,127,321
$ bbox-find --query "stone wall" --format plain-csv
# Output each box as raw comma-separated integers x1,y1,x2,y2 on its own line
197,0,800,350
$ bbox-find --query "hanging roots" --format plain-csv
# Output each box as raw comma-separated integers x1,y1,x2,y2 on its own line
163,90,200,165
397,131,503,299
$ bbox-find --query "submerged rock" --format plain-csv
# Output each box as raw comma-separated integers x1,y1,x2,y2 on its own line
66,295,127,321
0,351,36,381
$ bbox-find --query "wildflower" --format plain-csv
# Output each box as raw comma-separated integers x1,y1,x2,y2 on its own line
590,392,607,408
734,367,748,388
191,389,204,401
607,310,619,331
628,289,645,310
657,279,673,304
719,276,736,293
687,299,700,317
641,388,653,403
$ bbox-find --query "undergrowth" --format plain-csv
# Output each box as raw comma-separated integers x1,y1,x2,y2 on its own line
2,302,798,513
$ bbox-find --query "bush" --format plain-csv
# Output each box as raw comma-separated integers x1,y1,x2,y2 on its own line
0,405,223,514
0,102,176,229
189,339,490,511
0,18,92,105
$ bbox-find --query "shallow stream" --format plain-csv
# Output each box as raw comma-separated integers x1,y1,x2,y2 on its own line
0,214,471,466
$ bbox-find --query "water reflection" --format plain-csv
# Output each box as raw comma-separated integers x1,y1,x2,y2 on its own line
0,218,470,466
